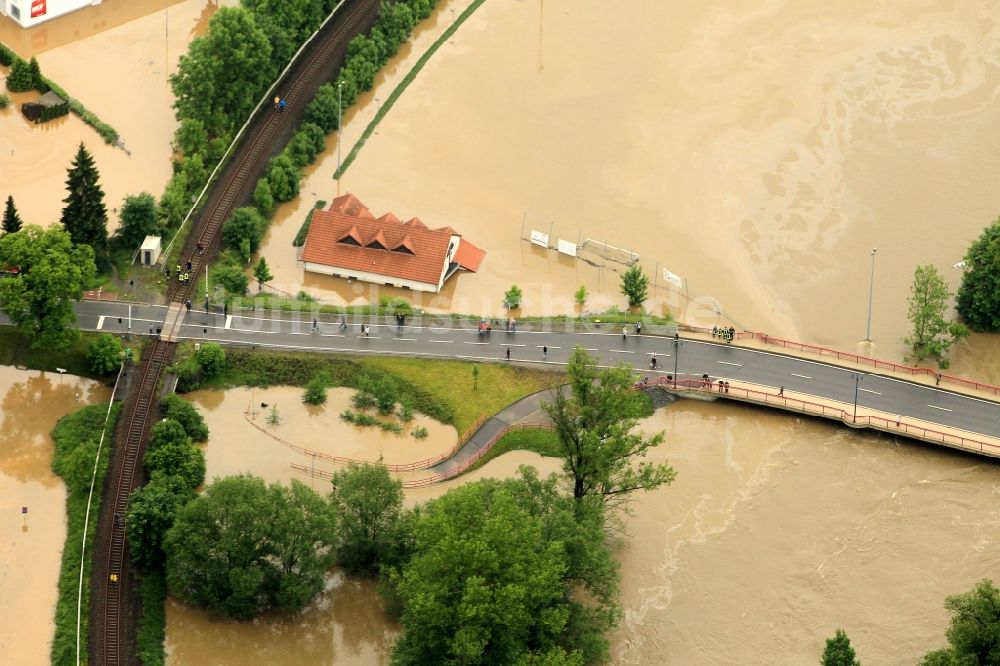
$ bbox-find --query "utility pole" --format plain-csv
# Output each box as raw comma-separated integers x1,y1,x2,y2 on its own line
864,248,877,342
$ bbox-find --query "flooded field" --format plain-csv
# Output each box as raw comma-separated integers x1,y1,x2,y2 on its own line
0,366,110,665
0,0,233,228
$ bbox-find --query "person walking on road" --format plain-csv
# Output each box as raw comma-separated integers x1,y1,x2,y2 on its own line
622,326,628,342
506,347,511,361
542,345,548,360
636,320,642,335
778,386,784,396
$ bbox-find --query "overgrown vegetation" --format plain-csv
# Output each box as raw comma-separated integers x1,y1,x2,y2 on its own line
136,571,168,666
464,427,562,475
50,402,123,666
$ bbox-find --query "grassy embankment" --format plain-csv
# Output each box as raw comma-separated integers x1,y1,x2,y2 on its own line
0,327,121,379
50,402,124,665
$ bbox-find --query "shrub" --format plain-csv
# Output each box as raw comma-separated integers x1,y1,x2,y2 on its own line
86,334,122,375
6,57,34,92
504,284,523,309
175,118,208,157
0,43,14,66
145,442,206,491
304,83,340,132
380,421,403,434
252,178,274,216
195,342,226,377
0,93,10,109
398,402,414,422
136,571,167,666
222,207,266,255
285,122,326,167
148,419,190,452
303,375,328,405
266,154,301,202
160,394,209,442
411,426,428,439
351,390,377,410
340,409,357,423
213,261,249,296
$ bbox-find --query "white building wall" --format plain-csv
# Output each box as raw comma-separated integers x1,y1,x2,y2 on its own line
1,0,101,29
303,262,439,293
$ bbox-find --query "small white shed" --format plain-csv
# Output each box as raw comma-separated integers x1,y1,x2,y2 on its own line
140,236,162,267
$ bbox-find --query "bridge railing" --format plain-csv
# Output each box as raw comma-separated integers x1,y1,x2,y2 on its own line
679,325,1000,397
658,377,1000,457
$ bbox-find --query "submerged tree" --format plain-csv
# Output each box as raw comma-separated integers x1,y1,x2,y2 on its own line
956,218,1000,331
821,629,861,666
61,142,109,268
2,195,22,234
904,264,967,367
253,256,273,292
543,347,675,515
620,264,649,307
920,579,1000,665
329,463,403,575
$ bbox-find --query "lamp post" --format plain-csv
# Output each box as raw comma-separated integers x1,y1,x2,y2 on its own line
864,248,877,342
852,373,864,422
672,332,681,389
336,81,344,175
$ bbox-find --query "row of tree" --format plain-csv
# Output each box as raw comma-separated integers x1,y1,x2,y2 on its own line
153,348,675,662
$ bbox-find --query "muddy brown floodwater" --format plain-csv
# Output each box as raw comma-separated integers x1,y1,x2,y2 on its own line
0,1,233,228
0,367,110,665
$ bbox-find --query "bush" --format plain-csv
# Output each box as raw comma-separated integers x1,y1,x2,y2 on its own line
148,419,190,452
222,207,267,255
127,474,195,571
398,402,414,422
304,83,340,132
160,394,209,442
252,178,274,216
175,118,208,157
266,154,301,202
303,375,328,405
145,442,206,491
411,426,428,439
504,284,523,309
380,421,403,434
6,57,35,92
195,342,226,377
0,93,11,109
213,260,250,296
0,42,14,66
286,122,326,167
86,334,122,375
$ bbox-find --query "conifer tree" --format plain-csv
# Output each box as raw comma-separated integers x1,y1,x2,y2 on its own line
2,196,22,234
61,142,108,268
27,57,41,90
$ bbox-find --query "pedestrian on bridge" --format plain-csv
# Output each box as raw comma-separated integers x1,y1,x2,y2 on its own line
778,386,784,396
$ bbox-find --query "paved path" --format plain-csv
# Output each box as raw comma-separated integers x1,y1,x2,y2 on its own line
64,300,1000,457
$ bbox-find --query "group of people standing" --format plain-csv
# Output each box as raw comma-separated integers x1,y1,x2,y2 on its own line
712,325,736,342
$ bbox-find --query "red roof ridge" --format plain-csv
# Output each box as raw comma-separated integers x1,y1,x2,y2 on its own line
330,193,374,219
376,212,401,225
402,217,428,229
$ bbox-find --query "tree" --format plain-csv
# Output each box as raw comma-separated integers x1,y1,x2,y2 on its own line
87,334,122,375
127,474,196,571
213,262,249,295
253,178,275,216
222,207,266,256
542,347,675,513
304,82,340,132
285,122,326,168
920,579,1000,665
112,192,158,251
195,342,226,377
147,418,190,452
504,284,524,309
904,265,968,367
170,7,276,137
956,219,1000,331
0,226,96,350
303,375,328,405
821,629,860,666
160,394,209,442
329,463,403,574
254,257,273,292
266,154,302,202
164,475,337,618
388,470,618,665
620,265,649,308
27,57,41,90
5,57,34,92
2,195,23,234
61,143,109,268
145,441,206,491
573,285,587,313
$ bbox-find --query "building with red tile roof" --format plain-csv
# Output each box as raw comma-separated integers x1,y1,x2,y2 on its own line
302,194,485,293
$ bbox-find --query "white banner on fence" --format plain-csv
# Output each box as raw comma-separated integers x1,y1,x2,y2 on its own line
662,268,683,288
530,230,550,248
556,239,577,257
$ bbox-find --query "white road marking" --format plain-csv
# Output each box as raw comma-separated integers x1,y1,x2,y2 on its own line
396,338,416,341
464,341,490,345
609,349,633,354
429,340,452,344
717,361,743,367
225,315,232,329
927,404,953,412
790,373,812,379
858,388,881,395
97,315,106,329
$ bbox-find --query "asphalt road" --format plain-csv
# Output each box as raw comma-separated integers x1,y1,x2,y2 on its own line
69,300,1000,441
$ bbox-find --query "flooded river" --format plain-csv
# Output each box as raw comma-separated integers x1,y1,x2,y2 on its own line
0,367,110,664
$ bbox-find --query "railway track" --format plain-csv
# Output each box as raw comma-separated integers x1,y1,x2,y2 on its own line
94,1,379,663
